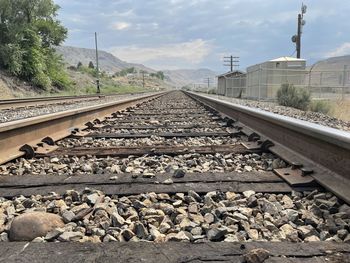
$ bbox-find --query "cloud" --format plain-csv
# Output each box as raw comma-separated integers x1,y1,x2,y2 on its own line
57,0,350,70
112,22,131,31
110,39,212,66
325,42,350,57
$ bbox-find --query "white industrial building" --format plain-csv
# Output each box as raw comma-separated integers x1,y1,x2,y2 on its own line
246,57,306,100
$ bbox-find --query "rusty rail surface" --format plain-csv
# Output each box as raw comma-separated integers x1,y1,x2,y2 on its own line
186,91,350,203
0,92,165,165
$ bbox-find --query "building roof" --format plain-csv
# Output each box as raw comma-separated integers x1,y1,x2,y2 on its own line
269,56,306,62
217,70,246,78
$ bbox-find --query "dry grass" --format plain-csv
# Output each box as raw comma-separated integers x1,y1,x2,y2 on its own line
330,99,350,121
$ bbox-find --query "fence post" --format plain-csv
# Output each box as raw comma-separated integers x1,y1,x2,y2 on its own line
258,65,262,101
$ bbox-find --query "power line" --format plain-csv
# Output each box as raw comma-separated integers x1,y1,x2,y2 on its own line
223,55,239,71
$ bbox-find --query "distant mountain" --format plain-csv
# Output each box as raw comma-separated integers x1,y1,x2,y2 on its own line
56,46,218,87
164,68,218,87
55,46,155,74
309,55,350,86
312,55,350,70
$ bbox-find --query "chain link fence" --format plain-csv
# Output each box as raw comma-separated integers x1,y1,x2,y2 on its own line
219,67,350,101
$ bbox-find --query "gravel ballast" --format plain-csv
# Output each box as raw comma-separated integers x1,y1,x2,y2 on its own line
0,152,284,176
0,93,153,124
205,94,350,131
1,189,349,243
1,91,349,245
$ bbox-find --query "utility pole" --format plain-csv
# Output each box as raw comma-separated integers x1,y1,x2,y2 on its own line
204,78,210,89
95,32,100,94
142,71,145,88
292,4,307,59
224,55,239,72
204,77,211,93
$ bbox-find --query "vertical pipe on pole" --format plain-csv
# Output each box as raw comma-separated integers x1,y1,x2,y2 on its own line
297,14,302,59
258,65,262,101
95,32,100,94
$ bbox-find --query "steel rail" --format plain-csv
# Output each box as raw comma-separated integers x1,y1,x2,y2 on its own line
0,92,147,110
186,91,350,203
0,92,166,165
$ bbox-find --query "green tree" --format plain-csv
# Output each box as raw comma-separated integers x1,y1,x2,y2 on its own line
150,71,165,80
156,71,165,80
0,0,69,90
88,61,95,69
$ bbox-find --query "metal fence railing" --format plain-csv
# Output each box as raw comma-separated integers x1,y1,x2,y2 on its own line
218,67,350,101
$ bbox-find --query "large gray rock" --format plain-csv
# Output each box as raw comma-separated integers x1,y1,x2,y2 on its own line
173,169,186,178
61,210,75,223
134,222,148,239
260,199,279,216
207,227,228,241
9,212,64,241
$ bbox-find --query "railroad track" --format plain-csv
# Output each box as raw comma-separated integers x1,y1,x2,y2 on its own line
0,92,150,111
0,94,109,110
0,91,349,262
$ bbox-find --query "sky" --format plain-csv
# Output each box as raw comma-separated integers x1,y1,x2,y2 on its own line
55,0,350,72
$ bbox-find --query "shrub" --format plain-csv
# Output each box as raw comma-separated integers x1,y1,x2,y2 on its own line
277,84,310,110
150,71,165,80
208,88,217,94
310,100,332,114
88,61,95,69
115,67,137,77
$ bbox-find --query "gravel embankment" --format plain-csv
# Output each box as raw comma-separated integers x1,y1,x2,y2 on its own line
1,189,349,243
0,93,152,124
206,94,350,131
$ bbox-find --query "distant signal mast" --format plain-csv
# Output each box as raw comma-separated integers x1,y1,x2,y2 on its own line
291,3,307,59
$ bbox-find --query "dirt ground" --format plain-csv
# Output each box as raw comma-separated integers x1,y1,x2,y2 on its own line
0,71,41,99
331,99,350,121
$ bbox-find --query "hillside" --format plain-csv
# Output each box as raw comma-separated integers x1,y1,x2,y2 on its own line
1,46,217,98
310,55,350,87
56,46,217,87
0,70,42,99
312,55,350,71
55,46,155,74
164,68,217,88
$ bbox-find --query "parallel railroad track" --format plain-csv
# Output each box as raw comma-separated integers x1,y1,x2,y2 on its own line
0,92,150,111
0,94,108,110
0,91,349,262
